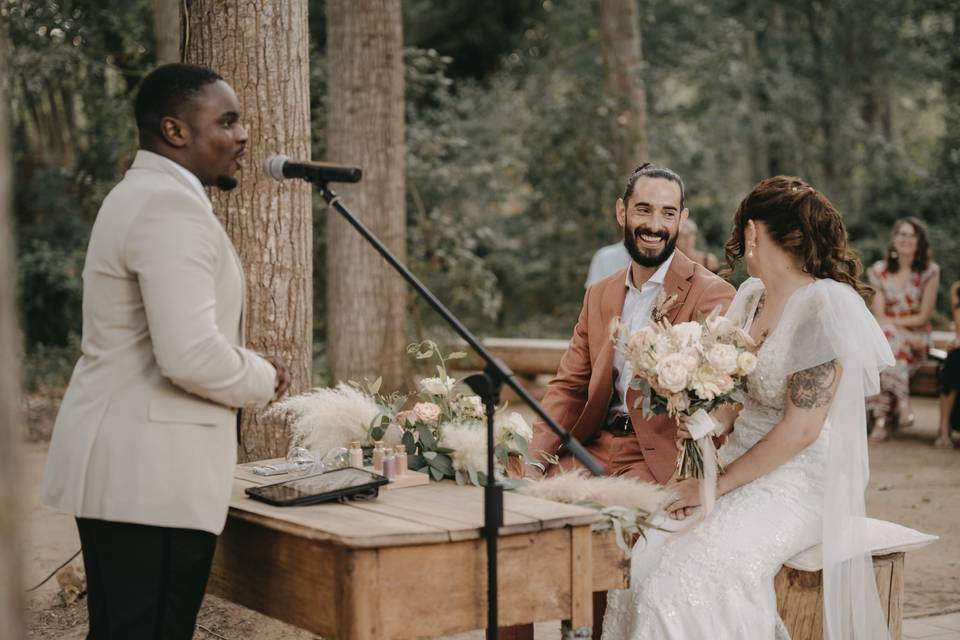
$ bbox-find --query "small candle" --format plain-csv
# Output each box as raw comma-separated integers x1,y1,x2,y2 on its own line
383,448,397,480
394,445,408,476
372,440,386,474
348,441,363,468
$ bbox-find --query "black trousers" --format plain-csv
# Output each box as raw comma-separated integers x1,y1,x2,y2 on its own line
940,348,960,431
76,517,217,640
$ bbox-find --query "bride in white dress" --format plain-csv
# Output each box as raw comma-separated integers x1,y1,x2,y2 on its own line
602,176,895,640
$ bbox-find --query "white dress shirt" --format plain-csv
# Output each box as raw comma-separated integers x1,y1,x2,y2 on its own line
154,153,213,210
608,251,676,419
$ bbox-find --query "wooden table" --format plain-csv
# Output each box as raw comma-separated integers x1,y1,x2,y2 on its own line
208,465,629,639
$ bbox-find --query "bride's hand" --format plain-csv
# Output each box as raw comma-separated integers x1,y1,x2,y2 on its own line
665,478,701,520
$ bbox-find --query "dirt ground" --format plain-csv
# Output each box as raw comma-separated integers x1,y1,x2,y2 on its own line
20,396,960,639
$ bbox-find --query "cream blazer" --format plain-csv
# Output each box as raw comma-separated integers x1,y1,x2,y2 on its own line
40,150,276,535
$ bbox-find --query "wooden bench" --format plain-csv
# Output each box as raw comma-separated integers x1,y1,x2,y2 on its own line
456,332,957,399
774,519,937,640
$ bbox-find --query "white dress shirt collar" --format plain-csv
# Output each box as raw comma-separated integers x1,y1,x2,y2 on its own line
145,151,213,210
624,249,675,294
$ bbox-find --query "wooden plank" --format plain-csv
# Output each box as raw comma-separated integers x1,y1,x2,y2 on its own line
367,529,577,637
208,516,342,638
374,482,539,532
886,553,905,640
501,490,600,530
591,529,630,591
569,525,593,631
228,480,452,548
874,554,893,632
775,566,823,640
338,549,381,640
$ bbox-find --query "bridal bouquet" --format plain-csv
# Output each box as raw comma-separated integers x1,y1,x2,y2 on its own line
612,302,759,489
268,340,532,487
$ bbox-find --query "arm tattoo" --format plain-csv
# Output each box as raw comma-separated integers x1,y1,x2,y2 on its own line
789,360,839,409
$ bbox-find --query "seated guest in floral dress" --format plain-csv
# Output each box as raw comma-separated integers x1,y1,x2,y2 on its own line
866,217,940,442
936,281,960,449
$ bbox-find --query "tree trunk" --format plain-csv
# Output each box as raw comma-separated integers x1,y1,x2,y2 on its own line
943,5,960,172
326,0,408,391
0,24,25,640
151,0,181,64
806,0,836,189
184,0,312,461
598,0,649,175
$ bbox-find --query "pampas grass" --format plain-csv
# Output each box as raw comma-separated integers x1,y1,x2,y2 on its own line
266,383,391,455
439,421,486,473
517,471,667,516
517,472,669,556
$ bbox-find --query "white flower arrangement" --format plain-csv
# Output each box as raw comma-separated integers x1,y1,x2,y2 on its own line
268,341,532,487
612,304,760,480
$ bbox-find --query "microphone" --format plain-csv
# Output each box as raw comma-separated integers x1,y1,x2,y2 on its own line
263,154,362,183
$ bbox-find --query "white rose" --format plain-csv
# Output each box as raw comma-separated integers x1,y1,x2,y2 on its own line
623,327,658,372
690,366,722,401
670,322,703,349
715,374,735,394
680,348,701,374
656,353,690,394
705,343,739,375
413,401,441,423
419,376,454,396
737,352,758,375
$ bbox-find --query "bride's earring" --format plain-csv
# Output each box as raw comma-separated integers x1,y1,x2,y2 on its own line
747,241,757,259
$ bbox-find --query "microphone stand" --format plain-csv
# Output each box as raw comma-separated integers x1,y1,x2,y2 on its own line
313,179,603,639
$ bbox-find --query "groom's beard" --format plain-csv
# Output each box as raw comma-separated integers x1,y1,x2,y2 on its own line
624,225,678,268
216,175,239,191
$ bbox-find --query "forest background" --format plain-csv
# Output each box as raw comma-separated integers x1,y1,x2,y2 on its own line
6,0,960,392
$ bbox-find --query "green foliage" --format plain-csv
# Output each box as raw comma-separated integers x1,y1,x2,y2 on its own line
8,0,960,395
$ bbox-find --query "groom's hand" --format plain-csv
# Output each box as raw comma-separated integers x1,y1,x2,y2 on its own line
261,354,291,402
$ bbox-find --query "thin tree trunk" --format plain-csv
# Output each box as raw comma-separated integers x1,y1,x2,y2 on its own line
944,5,960,172
0,22,25,640
599,0,649,175
326,0,408,391
151,0,181,64
184,0,312,461
807,0,836,188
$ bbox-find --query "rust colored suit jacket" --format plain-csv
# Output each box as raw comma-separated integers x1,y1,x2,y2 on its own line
530,250,736,484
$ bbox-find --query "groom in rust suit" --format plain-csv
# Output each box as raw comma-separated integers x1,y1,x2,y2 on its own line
504,163,735,640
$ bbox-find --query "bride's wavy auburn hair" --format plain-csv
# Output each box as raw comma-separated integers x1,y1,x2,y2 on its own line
724,176,872,298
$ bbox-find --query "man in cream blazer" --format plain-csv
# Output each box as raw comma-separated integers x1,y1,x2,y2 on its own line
41,64,286,639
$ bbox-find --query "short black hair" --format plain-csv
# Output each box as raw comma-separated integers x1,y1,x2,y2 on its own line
134,63,224,141
621,162,686,209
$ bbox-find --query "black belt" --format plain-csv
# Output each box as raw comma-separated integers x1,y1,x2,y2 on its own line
605,414,634,434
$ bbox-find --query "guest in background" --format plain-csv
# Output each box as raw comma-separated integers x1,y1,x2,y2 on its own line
935,280,960,449
585,241,630,288
866,217,940,442
677,218,721,272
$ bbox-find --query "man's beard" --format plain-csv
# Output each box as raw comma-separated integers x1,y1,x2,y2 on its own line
623,225,678,268
216,175,239,191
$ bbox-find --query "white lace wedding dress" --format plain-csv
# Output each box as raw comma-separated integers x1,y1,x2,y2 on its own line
601,277,894,640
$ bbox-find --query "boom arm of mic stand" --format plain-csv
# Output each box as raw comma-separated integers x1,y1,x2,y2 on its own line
314,180,603,477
